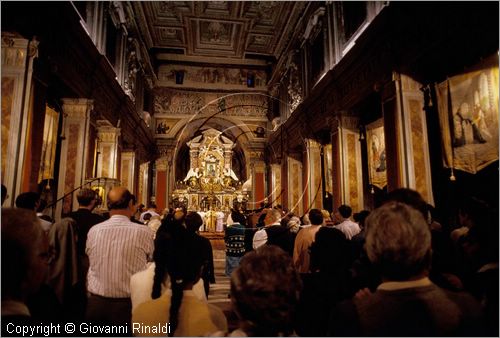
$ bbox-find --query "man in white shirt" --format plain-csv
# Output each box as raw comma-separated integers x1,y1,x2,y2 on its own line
253,208,294,255
86,187,154,328
139,202,160,223
253,208,280,249
333,204,360,240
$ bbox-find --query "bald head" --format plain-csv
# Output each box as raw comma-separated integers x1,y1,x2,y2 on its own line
107,187,133,213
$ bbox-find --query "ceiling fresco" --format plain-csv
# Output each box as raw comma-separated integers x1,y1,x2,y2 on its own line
131,1,306,65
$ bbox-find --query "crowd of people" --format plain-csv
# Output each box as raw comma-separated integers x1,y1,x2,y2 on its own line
1,184,498,336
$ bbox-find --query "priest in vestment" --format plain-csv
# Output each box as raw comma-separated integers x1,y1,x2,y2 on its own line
205,209,217,232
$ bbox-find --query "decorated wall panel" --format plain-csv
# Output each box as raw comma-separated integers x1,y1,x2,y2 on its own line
154,89,268,118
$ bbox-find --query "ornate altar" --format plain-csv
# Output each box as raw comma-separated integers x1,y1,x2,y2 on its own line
171,129,249,229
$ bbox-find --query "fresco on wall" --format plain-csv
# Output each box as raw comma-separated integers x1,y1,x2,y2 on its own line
158,65,267,90
437,54,499,174
366,119,387,189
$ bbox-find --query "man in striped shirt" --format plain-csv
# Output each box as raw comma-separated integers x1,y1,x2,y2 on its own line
85,187,154,329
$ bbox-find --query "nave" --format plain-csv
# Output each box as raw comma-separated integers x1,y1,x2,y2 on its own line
1,1,499,337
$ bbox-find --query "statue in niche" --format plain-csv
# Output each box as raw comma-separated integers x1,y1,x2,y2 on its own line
156,121,169,134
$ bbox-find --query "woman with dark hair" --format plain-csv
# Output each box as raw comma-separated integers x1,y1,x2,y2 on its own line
132,211,227,336
130,212,207,313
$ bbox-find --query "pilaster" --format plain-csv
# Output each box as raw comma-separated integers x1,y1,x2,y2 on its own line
57,98,93,216
287,155,303,216
249,150,266,209
270,163,282,207
120,151,136,193
95,119,121,179
1,34,37,206
305,139,322,210
155,157,169,211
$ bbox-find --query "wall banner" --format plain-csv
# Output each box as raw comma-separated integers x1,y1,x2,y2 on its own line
436,54,499,174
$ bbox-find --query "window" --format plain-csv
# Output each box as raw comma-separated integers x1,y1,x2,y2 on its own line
342,2,367,42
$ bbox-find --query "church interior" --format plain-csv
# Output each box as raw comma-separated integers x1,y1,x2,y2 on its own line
2,1,498,220
1,1,499,336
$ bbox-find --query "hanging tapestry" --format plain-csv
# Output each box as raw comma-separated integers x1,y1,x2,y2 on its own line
436,54,499,174
366,119,387,189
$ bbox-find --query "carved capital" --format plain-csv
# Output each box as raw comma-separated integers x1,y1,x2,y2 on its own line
1,34,28,68
156,158,168,171
62,98,94,120
28,37,39,58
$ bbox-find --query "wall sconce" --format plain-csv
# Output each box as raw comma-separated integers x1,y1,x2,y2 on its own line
358,125,365,141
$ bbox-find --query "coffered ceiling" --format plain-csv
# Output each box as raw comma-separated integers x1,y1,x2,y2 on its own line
130,1,307,67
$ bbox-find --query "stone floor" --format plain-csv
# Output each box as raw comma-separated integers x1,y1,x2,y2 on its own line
206,240,239,332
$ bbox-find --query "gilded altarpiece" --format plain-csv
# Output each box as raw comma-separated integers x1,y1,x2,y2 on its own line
287,157,303,216
436,54,499,175
172,128,245,215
